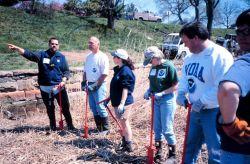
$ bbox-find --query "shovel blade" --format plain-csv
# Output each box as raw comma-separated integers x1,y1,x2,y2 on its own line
59,120,64,130
147,146,155,164
82,126,88,138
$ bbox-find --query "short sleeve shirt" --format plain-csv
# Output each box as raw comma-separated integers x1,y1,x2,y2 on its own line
84,51,109,82
149,60,178,92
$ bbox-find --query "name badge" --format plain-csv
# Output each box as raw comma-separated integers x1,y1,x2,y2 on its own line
43,58,50,64
150,69,156,76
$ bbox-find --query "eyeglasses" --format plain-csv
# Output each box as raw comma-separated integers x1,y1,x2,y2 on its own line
50,43,59,46
236,27,250,36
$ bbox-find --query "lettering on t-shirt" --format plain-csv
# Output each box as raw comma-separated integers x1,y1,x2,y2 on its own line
185,63,205,83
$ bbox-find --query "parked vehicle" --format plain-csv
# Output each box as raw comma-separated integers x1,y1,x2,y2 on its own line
131,11,162,22
161,33,190,60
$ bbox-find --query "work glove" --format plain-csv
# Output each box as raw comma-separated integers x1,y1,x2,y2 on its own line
218,115,250,144
144,89,151,100
176,91,188,107
81,81,87,91
88,82,98,91
191,99,205,112
154,91,165,99
117,100,125,115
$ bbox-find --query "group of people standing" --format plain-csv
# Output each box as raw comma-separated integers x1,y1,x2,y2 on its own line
7,9,250,164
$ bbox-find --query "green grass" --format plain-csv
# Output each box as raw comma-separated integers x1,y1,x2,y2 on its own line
0,6,234,70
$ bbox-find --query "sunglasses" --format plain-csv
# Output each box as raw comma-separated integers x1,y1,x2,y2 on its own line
236,27,250,36
50,43,59,46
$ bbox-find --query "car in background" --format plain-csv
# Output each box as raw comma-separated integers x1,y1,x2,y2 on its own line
161,33,190,60
129,11,162,22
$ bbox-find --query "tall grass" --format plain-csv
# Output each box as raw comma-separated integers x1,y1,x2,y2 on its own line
0,6,234,70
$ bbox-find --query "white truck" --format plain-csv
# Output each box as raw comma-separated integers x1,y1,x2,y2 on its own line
161,33,190,60
133,11,162,22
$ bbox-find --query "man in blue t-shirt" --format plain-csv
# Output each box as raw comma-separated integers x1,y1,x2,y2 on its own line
8,37,75,131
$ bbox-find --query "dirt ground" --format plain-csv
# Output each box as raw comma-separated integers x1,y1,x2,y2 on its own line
0,53,208,164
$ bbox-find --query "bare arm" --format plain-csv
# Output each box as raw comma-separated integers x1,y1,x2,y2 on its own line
7,44,25,55
218,81,240,123
121,88,128,103
96,74,107,86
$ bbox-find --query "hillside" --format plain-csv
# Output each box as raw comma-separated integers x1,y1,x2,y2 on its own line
0,6,173,70
0,6,234,70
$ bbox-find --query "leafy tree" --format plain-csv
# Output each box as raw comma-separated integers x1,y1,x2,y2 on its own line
100,0,125,29
64,0,82,11
0,0,31,6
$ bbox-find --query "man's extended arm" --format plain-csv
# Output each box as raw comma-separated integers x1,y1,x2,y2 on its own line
8,44,25,55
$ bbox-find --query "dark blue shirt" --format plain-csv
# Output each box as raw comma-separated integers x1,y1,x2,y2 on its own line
110,65,135,107
23,49,70,86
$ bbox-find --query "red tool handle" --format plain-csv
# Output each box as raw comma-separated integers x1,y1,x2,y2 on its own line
147,95,155,164
98,98,123,135
181,103,192,164
58,87,64,130
83,82,89,138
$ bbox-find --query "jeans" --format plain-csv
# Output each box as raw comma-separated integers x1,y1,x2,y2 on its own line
184,108,221,164
40,88,73,126
221,150,250,164
153,93,176,145
88,82,108,118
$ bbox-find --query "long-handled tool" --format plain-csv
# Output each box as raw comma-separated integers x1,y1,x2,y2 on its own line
147,95,156,164
82,82,89,138
98,98,123,135
58,87,64,130
181,103,192,164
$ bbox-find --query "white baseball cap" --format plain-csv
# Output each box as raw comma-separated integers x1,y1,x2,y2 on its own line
111,49,129,60
143,46,163,66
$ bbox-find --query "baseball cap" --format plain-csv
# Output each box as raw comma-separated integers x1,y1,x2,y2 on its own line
111,49,128,60
143,46,163,66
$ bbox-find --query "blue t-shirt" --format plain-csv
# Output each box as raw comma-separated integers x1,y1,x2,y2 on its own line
110,65,135,107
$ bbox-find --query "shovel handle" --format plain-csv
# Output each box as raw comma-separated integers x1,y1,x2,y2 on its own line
181,103,192,164
58,88,64,130
147,95,155,164
82,82,89,138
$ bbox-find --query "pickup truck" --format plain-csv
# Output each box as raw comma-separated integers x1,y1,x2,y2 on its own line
161,33,190,60
132,11,162,22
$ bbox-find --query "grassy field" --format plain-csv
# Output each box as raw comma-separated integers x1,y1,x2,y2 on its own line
0,6,234,70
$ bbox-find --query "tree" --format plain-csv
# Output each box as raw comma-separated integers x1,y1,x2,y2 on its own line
125,3,138,13
64,0,82,11
214,1,239,28
189,0,200,20
156,0,191,24
100,0,125,29
204,0,220,37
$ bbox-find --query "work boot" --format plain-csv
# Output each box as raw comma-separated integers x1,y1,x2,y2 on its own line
50,120,56,131
164,145,177,164
154,141,163,163
116,139,133,153
94,115,102,132
99,116,109,135
116,136,126,152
